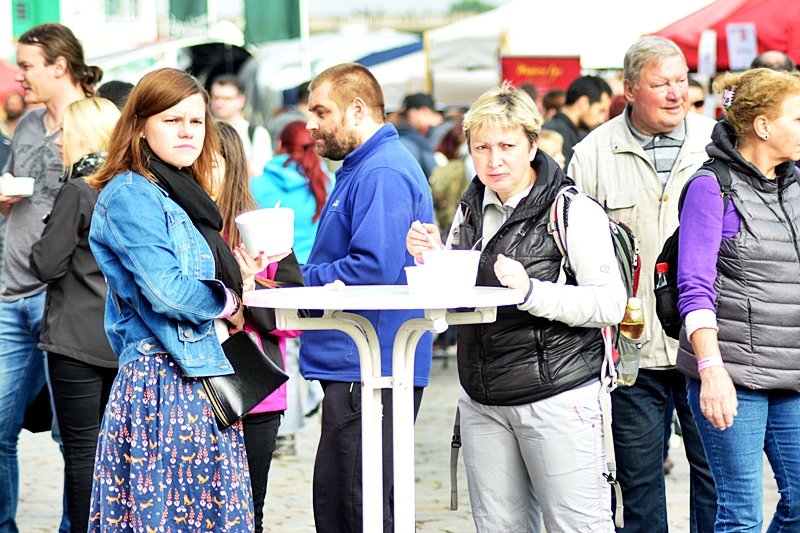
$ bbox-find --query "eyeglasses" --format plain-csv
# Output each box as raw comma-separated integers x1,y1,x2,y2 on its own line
691,100,705,109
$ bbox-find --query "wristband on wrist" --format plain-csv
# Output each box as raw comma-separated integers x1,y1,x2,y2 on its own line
697,355,724,372
229,289,242,317
524,279,534,300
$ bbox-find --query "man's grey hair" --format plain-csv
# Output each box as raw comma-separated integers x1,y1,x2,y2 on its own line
624,36,686,85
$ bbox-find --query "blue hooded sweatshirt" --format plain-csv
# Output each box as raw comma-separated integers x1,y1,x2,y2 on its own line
250,154,333,263
300,124,434,386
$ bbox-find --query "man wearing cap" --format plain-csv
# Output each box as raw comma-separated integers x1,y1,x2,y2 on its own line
403,92,453,149
395,93,441,178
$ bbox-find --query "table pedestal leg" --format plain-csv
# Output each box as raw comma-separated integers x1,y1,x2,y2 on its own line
274,310,385,533
392,313,448,533
273,306,499,533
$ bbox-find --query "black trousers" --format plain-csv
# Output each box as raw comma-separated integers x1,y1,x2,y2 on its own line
243,411,281,533
313,381,424,533
47,353,117,533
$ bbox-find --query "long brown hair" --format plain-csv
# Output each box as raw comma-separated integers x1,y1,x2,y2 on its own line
278,120,330,221
214,120,254,247
215,120,278,288
18,23,102,97
86,68,218,192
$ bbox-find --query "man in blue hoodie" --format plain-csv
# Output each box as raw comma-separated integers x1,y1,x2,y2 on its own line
301,63,434,533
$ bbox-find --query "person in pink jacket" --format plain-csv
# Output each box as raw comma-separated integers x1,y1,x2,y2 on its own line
214,120,304,533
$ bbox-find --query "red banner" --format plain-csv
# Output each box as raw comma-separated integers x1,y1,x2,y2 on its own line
500,56,582,94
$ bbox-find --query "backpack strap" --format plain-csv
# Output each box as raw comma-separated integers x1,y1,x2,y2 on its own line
247,122,257,145
547,186,580,280
449,407,462,510
678,158,733,217
599,347,625,528
551,189,624,526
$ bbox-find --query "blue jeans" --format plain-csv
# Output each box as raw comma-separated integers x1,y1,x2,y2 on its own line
687,378,800,532
611,368,717,532
0,292,47,533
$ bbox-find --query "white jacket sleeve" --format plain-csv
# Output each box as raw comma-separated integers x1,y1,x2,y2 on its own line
517,194,626,327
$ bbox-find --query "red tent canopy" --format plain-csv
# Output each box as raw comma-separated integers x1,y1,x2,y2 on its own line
651,0,800,71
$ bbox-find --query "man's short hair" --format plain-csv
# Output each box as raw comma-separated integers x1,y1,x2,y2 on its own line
565,76,613,106
97,80,134,110
750,51,796,71
402,93,435,113
519,83,539,103
310,63,385,121
624,36,686,86
211,74,245,95
541,88,566,114
295,80,311,104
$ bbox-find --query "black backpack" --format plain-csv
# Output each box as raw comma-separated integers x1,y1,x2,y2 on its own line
654,159,732,339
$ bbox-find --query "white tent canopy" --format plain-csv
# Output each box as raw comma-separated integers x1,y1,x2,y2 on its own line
240,26,425,122
426,0,714,106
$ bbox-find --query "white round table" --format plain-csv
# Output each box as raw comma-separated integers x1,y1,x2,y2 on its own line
244,284,525,533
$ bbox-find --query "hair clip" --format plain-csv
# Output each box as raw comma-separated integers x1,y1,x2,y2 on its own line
721,87,736,110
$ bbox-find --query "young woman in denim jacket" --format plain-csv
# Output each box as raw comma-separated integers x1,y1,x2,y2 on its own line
85,68,282,531
213,120,304,533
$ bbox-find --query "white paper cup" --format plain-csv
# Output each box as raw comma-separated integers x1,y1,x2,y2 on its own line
235,207,294,256
406,250,481,294
0,176,34,197
405,266,438,294
421,249,481,288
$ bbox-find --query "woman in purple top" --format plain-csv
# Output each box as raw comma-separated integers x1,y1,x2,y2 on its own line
676,68,800,531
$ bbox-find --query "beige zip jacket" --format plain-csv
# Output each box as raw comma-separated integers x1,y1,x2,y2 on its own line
568,111,716,368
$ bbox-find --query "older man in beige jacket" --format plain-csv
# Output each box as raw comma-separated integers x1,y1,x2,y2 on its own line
569,36,717,533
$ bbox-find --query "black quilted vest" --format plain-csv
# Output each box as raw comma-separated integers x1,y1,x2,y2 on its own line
454,151,604,406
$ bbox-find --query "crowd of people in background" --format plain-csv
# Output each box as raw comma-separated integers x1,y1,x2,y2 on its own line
0,17,798,533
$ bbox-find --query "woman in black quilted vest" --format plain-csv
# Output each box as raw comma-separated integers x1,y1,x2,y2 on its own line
406,83,626,532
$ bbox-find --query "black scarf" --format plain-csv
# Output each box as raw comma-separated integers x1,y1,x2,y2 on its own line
148,156,243,295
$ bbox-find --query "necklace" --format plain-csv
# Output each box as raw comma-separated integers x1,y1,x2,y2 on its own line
42,113,60,137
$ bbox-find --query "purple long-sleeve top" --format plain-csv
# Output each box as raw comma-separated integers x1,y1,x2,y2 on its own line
677,175,740,321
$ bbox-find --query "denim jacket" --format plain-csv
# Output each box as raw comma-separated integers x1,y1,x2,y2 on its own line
89,170,233,377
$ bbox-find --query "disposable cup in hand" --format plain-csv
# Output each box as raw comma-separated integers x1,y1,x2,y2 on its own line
235,207,294,256
0,176,34,197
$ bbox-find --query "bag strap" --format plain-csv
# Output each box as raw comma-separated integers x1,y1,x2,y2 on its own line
550,187,625,526
678,158,733,217
599,374,624,526
598,326,624,527
449,407,462,510
247,122,257,145
547,186,580,279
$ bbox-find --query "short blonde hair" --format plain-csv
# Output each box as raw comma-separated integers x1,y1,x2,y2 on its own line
714,68,800,141
463,82,542,149
61,97,120,170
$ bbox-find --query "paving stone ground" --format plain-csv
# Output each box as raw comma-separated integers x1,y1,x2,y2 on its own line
19,359,778,532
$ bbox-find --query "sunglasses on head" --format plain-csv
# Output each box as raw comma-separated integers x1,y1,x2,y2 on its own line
691,100,705,108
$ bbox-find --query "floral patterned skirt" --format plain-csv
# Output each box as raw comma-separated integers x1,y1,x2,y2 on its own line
88,354,254,532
